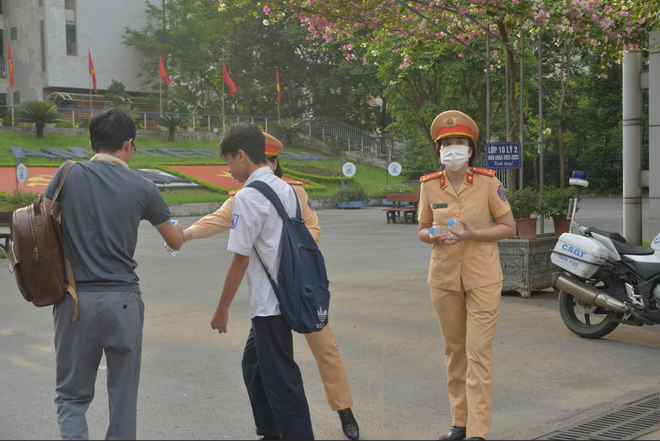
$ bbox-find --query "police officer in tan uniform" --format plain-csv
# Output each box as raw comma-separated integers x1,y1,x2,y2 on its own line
179,133,359,440
417,111,516,441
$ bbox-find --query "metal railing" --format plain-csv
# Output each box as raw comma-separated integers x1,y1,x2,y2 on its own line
0,105,408,159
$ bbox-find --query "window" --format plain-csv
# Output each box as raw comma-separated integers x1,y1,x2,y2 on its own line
40,21,46,72
13,91,20,105
65,0,77,56
10,27,16,41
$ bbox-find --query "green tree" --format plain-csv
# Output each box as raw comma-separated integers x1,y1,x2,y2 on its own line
123,0,386,128
16,101,64,138
154,115,188,142
104,79,139,111
401,137,437,180
154,114,189,142
265,0,648,191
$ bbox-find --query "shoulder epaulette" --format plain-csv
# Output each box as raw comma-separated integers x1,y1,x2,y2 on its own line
471,167,496,177
228,189,241,196
420,171,444,183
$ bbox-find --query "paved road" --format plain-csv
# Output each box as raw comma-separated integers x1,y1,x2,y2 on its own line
1,197,660,440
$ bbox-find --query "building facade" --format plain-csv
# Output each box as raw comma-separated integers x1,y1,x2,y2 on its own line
0,0,151,108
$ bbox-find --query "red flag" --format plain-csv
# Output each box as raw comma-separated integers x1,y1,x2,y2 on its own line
223,60,237,98
88,48,97,93
7,42,15,89
276,67,281,106
159,54,177,87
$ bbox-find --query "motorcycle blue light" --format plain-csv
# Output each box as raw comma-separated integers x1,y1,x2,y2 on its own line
572,170,588,180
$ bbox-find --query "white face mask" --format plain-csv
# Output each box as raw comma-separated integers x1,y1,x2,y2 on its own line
440,144,470,171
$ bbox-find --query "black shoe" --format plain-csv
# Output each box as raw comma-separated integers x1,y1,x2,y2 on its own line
438,426,466,441
467,438,485,440
258,436,280,440
338,408,359,440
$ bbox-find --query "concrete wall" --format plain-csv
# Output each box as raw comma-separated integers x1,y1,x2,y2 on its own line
43,0,149,94
0,0,150,102
2,0,43,102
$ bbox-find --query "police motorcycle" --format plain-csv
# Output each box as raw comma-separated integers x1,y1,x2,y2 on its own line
551,171,660,338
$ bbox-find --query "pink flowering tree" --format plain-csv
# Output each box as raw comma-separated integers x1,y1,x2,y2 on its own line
252,0,649,189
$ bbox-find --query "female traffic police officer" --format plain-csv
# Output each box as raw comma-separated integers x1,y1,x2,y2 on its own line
417,111,516,441
177,133,360,440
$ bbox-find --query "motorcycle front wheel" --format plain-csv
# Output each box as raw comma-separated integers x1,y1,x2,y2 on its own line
558,275,623,339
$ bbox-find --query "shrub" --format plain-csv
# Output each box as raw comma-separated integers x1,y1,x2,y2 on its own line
16,101,65,138
402,138,437,180
506,187,541,219
285,163,339,177
0,189,38,211
539,186,579,219
333,186,368,202
56,120,73,128
270,119,306,145
378,183,414,195
77,116,91,128
154,115,188,142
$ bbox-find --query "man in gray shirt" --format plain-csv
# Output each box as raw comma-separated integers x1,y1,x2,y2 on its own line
44,108,183,440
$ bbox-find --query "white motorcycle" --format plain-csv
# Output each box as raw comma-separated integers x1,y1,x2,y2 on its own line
551,171,660,338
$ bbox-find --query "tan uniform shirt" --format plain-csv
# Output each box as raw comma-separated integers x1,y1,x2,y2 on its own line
188,183,321,243
418,168,511,291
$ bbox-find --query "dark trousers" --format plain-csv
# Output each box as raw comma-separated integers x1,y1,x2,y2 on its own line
242,315,314,440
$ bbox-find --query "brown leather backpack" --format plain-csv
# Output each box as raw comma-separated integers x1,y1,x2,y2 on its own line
8,160,79,322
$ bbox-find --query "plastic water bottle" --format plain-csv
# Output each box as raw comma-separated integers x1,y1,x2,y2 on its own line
447,218,464,235
166,220,180,256
429,225,448,237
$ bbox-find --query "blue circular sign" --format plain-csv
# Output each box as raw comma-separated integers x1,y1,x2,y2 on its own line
16,163,28,183
387,161,402,177
342,162,356,178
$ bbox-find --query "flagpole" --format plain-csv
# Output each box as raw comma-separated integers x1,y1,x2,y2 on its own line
10,85,14,126
222,79,226,133
159,77,163,116
89,76,93,117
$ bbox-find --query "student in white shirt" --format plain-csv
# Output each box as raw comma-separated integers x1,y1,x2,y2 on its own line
210,123,314,441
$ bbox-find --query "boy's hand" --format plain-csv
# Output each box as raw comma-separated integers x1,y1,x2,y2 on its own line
211,309,229,334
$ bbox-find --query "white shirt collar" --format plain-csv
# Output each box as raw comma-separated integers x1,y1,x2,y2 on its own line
90,154,130,170
244,166,273,186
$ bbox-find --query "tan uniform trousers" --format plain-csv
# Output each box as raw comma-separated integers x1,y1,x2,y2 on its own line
304,324,354,411
431,281,501,440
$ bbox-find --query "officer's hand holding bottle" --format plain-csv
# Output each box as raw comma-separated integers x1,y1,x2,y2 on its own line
443,219,472,245
428,223,449,244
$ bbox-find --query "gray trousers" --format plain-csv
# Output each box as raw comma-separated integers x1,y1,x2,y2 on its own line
53,291,144,440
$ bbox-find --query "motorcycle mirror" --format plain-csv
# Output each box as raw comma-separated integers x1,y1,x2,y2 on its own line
569,170,589,188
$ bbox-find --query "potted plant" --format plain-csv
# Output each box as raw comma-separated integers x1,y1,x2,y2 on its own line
505,187,541,239
379,183,414,206
334,186,368,208
539,186,579,236
499,187,561,297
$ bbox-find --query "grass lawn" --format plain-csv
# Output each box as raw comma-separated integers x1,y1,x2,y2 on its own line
0,130,410,202
159,188,228,205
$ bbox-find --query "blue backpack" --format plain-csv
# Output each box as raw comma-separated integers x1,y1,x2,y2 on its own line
246,180,331,333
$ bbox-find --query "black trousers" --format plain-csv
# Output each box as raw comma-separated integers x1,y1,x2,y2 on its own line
242,315,314,440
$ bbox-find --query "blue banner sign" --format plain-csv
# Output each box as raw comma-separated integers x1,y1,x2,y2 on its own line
486,142,521,169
